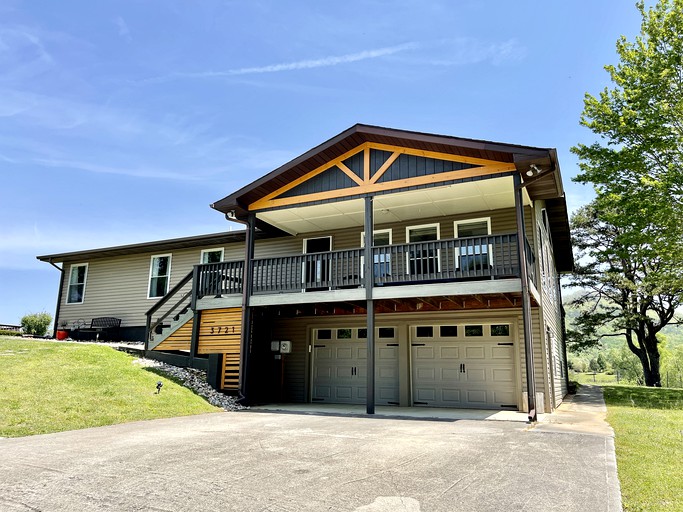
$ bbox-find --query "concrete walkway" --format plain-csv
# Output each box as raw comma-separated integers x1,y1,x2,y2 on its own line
0,386,622,512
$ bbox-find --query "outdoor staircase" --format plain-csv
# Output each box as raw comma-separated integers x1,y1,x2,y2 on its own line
147,308,194,351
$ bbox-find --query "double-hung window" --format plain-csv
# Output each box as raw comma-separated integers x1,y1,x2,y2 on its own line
406,224,440,275
454,218,491,272
66,263,88,304
200,248,224,264
360,229,392,278
148,254,171,298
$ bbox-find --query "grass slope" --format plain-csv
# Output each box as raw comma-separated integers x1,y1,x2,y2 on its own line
0,337,220,437
603,385,683,511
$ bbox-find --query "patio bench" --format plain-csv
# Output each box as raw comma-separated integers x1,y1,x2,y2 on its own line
78,317,121,341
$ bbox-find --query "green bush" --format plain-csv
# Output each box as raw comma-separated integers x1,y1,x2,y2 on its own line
0,330,23,337
20,312,52,336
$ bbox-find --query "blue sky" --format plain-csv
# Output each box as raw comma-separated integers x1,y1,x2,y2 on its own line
0,1,644,325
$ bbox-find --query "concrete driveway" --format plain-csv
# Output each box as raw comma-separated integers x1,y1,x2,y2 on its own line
0,392,620,512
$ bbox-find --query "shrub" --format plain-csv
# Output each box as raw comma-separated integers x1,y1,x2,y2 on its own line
20,312,52,337
0,330,23,337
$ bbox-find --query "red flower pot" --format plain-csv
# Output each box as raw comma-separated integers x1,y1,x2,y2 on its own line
56,330,68,340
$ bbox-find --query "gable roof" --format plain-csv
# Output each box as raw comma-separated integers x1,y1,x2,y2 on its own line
211,123,573,271
211,123,564,216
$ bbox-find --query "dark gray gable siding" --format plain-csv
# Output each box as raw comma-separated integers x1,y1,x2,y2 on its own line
370,149,392,174
343,151,364,179
279,165,359,198
376,154,478,183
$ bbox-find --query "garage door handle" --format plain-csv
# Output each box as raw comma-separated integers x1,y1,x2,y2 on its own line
460,363,466,373
412,343,426,346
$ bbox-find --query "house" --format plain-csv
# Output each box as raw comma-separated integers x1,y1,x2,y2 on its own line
38,124,572,420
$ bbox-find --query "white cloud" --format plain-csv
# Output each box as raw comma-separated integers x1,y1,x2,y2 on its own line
144,42,419,83
114,16,131,42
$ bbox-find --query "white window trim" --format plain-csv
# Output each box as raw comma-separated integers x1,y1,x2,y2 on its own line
360,229,392,247
147,253,172,299
302,236,332,253
360,229,392,279
454,217,493,270
302,236,333,288
66,263,88,304
405,223,441,274
453,217,491,238
200,247,224,264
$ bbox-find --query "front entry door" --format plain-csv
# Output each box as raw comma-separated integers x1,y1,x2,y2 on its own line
303,237,332,290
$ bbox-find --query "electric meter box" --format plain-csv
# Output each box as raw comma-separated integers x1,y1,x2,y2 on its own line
279,340,292,354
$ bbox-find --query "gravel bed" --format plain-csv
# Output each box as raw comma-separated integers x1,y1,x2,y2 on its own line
134,358,246,412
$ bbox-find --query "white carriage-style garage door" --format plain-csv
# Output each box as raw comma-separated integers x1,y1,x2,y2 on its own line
411,323,517,409
312,327,399,405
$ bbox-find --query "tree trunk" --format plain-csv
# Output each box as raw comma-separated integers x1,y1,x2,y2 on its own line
640,333,662,387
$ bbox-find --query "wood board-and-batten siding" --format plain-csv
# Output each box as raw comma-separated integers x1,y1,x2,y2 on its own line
153,308,242,391
57,207,534,331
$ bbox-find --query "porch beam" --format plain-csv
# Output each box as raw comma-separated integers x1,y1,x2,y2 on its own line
514,173,537,422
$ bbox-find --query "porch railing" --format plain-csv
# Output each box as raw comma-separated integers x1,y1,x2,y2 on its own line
192,232,537,297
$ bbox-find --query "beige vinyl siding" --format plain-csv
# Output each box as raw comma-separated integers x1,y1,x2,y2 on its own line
534,201,567,408
58,241,244,329
251,206,534,261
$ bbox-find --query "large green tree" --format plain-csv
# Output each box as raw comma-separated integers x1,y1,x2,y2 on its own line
569,0,683,386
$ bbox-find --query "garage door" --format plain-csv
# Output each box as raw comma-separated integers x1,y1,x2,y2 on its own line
312,327,399,405
411,323,516,409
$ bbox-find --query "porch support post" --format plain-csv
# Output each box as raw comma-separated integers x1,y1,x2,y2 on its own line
189,265,201,366
239,212,256,402
364,195,375,415
514,173,537,422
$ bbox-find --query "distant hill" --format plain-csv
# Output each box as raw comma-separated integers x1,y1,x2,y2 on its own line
563,290,683,350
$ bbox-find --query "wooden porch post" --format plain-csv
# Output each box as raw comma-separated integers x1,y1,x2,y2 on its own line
239,212,256,401
514,173,537,422
364,195,375,415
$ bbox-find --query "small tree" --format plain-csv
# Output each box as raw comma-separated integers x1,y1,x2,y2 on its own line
20,312,52,337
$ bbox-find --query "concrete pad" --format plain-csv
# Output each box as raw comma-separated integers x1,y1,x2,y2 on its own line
250,403,536,423
0,407,621,511
534,385,614,436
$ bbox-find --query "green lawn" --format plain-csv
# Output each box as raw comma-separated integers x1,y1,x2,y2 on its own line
0,337,220,437
571,370,621,385
602,385,683,511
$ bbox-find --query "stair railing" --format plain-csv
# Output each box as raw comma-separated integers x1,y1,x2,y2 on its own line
145,270,194,350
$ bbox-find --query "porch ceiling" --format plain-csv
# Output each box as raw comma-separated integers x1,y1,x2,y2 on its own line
256,176,530,235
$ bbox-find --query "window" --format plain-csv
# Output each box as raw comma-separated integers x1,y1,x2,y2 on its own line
464,325,483,337
337,328,352,339
406,224,440,275
454,218,491,271
358,328,367,339
378,327,395,339
439,325,458,337
491,324,510,337
416,326,434,338
316,329,332,340
200,248,224,264
148,254,171,298
66,263,88,304
360,229,392,278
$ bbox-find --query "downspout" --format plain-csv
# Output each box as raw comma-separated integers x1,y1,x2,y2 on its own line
47,258,64,337
559,276,570,392
514,173,537,423
227,211,255,403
